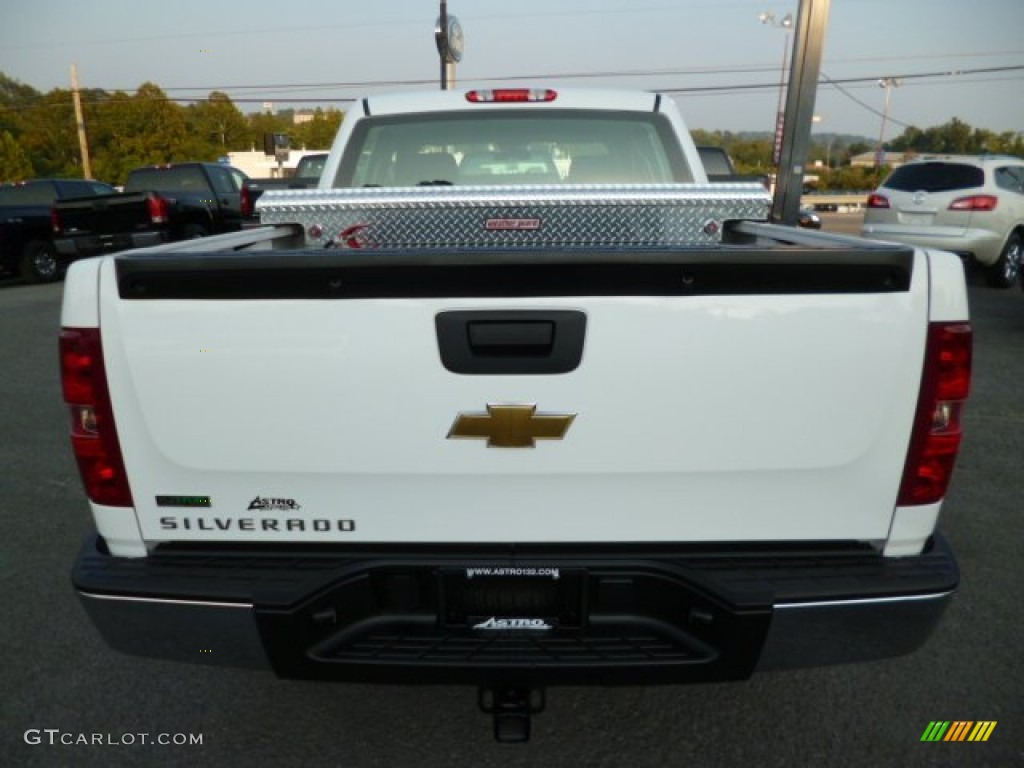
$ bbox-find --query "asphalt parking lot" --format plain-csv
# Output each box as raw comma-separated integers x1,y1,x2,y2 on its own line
1,225,1022,766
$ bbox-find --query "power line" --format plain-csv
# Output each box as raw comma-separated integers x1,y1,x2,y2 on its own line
4,64,1022,132
103,57,1024,95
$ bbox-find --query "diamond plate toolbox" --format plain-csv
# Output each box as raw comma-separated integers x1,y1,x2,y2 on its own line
255,184,770,250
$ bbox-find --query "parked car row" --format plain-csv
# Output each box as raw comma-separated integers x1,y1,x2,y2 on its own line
52,162,250,261
1,164,250,283
6,154,1023,291
1,156,337,283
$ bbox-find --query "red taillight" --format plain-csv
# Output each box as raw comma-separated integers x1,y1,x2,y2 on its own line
948,194,997,212
51,206,62,234
240,185,253,218
866,193,890,209
897,323,972,506
60,328,133,507
466,89,558,103
147,194,169,224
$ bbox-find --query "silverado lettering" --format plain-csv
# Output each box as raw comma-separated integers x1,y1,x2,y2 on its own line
159,516,355,532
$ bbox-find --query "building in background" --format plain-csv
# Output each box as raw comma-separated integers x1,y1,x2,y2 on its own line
227,149,326,179
851,151,909,168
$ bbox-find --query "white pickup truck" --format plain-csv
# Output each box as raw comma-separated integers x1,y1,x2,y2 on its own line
62,88,971,741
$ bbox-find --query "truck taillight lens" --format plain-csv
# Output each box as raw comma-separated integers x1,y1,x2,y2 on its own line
60,328,133,507
51,207,62,234
948,194,997,212
897,322,972,506
240,186,253,218
147,194,169,225
866,193,890,209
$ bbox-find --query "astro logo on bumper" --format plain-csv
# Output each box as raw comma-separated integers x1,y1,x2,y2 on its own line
473,617,553,631
247,496,301,512
920,721,997,742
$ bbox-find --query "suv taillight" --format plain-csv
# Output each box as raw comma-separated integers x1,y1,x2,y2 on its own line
948,195,997,212
866,193,890,209
60,328,133,507
897,322,972,506
51,206,62,234
147,194,169,224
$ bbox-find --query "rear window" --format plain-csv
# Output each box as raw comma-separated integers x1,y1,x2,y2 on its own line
0,181,56,205
334,110,689,188
57,180,117,199
882,162,984,193
126,166,210,193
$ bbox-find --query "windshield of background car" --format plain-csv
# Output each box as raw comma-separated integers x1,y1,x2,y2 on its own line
297,155,327,179
697,147,734,177
882,162,984,193
333,110,690,188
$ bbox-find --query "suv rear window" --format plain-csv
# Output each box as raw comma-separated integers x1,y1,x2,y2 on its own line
883,162,984,193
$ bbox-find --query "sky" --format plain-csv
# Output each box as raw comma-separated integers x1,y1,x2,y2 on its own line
1,0,1022,141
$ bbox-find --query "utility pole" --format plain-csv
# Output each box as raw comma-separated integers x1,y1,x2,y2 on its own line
70,64,93,180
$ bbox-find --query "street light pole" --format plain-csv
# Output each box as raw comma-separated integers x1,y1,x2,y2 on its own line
876,77,901,168
438,0,449,90
435,1,464,90
760,10,794,167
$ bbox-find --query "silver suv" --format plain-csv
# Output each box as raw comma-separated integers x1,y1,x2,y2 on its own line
861,155,1024,287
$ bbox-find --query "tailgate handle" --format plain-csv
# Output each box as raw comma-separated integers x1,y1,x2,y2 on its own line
468,321,554,354
436,311,586,375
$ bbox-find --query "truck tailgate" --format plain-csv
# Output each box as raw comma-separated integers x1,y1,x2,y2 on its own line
98,243,926,546
56,192,155,238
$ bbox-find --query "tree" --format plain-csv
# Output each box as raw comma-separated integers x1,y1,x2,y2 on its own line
0,73,41,138
185,92,250,156
887,118,1023,156
0,129,33,180
16,89,82,177
247,111,293,153
292,108,344,149
88,83,189,183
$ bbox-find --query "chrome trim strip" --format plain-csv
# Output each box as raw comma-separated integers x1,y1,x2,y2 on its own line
775,590,953,610
79,591,252,610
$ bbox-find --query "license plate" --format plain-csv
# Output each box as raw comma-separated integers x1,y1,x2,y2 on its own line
441,568,585,629
899,212,934,226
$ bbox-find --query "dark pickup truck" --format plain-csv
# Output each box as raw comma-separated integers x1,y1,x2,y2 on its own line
240,152,328,220
52,163,248,259
0,178,117,282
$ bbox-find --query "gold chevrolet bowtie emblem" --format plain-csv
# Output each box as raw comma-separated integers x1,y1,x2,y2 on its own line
447,404,575,448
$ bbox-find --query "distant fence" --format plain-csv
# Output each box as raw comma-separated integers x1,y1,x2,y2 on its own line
802,192,870,212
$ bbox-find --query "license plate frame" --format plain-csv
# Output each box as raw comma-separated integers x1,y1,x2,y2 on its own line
440,567,586,630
